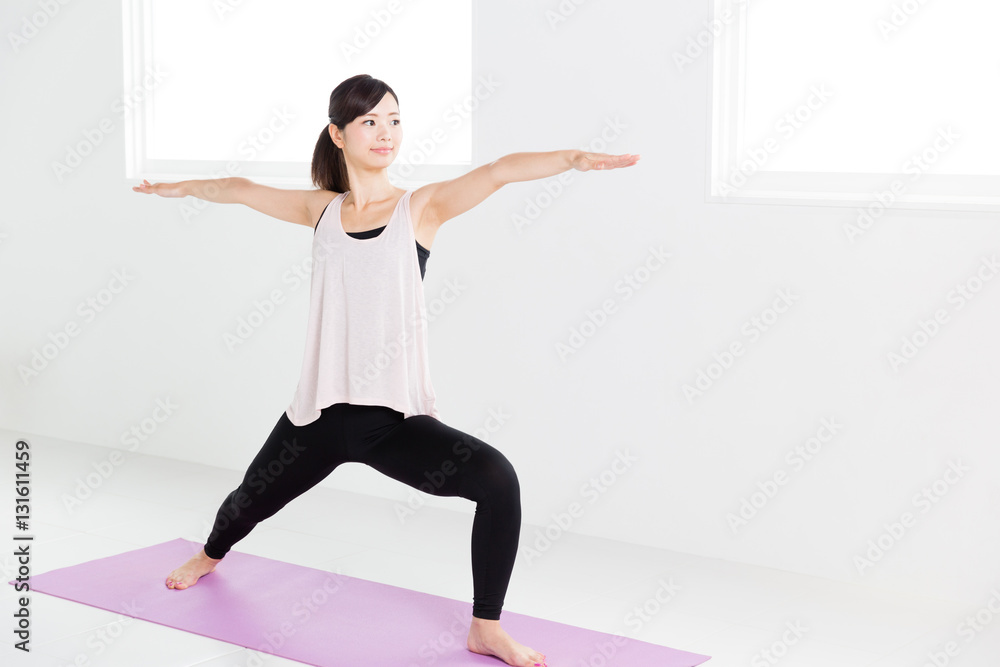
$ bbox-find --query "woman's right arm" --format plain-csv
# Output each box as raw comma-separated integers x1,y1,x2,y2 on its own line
132,177,324,228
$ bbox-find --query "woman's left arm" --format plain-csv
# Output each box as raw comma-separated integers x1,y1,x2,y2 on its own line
494,149,640,182
416,149,640,228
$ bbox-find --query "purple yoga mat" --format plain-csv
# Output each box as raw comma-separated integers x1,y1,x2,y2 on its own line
14,538,711,666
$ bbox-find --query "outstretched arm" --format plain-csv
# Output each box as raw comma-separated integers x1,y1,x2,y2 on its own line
132,177,322,228
417,149,640,227
493,149,640,182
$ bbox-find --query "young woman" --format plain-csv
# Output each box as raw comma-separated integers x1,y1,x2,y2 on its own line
133,73,639,667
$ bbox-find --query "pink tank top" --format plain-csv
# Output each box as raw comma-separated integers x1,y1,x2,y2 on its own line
285,189,439,426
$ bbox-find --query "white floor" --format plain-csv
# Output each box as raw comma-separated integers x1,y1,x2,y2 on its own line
3,434,996,667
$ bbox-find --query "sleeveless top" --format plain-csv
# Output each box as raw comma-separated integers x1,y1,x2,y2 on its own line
285,189,439,426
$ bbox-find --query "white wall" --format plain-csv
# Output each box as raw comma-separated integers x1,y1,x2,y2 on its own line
4,0,998,607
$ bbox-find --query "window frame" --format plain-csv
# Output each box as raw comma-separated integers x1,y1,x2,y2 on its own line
707,0,1000,213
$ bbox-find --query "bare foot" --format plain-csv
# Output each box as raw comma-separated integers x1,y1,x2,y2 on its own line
165,548,221,590
467,617,547,667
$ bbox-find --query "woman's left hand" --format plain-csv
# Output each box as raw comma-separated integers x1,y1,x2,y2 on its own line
571,152,641,172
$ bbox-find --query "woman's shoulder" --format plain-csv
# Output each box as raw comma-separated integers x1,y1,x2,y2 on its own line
306,189,343,227
311,188,344,206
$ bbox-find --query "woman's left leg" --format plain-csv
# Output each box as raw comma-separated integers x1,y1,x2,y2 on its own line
355,413,521,621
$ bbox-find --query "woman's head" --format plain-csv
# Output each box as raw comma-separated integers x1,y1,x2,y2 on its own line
312,74,400,193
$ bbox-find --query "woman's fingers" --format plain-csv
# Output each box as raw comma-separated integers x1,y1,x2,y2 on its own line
588,152,640,170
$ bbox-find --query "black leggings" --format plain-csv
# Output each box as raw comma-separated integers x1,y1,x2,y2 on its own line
202,402,521,621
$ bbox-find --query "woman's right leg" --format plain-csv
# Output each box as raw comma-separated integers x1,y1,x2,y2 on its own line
203,409,346,559
165,403,402,589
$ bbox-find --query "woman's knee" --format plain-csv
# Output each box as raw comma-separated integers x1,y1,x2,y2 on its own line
405,416,520,501
468,442,520,506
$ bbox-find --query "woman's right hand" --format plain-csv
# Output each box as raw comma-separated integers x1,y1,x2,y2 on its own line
132,179,186,198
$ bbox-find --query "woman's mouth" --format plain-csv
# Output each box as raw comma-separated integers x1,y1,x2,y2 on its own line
372,148,392,154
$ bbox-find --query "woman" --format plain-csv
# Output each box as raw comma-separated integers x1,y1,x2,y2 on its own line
133,73,639,667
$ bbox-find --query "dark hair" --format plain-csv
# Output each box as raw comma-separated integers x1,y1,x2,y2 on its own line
312,74,399,193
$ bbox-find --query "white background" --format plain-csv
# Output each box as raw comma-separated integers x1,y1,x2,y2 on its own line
3,0,998,612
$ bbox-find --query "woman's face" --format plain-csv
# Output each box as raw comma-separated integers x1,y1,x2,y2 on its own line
332,92,401,167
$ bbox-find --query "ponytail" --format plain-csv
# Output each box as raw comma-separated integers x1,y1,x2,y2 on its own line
311,124,349,193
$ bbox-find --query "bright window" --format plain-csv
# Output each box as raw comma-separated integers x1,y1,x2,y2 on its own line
709,0,1000,211
123,0,475,188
